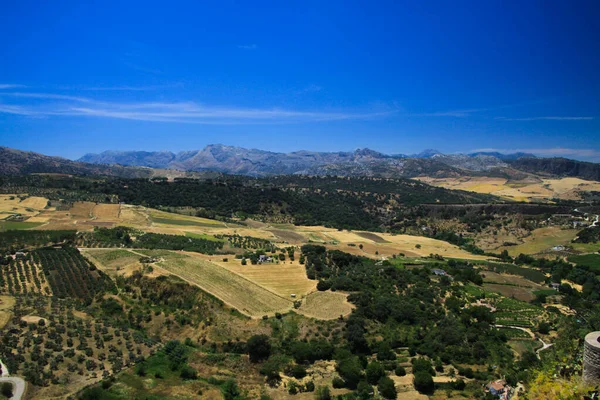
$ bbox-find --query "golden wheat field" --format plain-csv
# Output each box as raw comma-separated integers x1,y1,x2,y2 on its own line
92,203,121,220
415,176,600,201
214,257,316,298
0,195,49,218
296,290,354,320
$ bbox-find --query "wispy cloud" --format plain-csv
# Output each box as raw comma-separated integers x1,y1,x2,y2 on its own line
412,109,481,118
237,44,258,50
81,83,183,91
495,116,595,121
0,84,26,90
0,91,394,124
0,92,91,102
471,147,600,160
413,97,574,119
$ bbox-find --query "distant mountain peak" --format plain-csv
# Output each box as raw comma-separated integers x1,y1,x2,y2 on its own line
412,149,442,158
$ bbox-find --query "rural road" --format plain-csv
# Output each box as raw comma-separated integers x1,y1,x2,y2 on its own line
0,358,26,400
494,325,553,359
592,215,599,227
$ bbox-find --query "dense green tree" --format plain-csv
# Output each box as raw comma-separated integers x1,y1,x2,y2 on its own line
377,376,397,399
366,361,385,385
413,371,434,394
247,335,271,363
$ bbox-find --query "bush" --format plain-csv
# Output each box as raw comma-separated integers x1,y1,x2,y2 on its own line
180,365,198,380
412,358,435,376
291,364,307,379
538,321,551,334
451,378,466,390
413,371,434,394
332,376,345,388
378,376,397,399
366,361,385,385
395,365,406,376
305,381,315,392
288,380,299,395
135,363,146,377
1,382,13,398
247,334,271,362
221,379,241,400
357,380,374,398
315,385,332,400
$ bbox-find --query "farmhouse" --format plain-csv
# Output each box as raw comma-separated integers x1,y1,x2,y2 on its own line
258,255,273,264
432,268,448,276
485,379,510,399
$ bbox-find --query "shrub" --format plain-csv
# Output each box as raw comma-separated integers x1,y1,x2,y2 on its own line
180,365,198,380
378,376,397,399
247,334,271,362
1,382,13,398
288,380,299,395
366,361,385,385
291,364,307,379
413,371,434,394
221,380,241,400
451,378,466,390
332,376,345,388
395,365,406,376
315,386,331,400
305,381,315,392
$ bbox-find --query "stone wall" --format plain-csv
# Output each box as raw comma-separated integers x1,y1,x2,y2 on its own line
584,331,600,385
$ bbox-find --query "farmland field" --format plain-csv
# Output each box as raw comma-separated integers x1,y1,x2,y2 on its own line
0,221,43,230
567,254,600,273
508,340,543,356
296,290,354,320
483,283,537,302
92,203,120,219
81,248,143,277
185,232,225,242
415,176,600,202
215,258,316,298
498,227,578,256
0,195,49,217
154,252,292,317
1,193,493,261
484,262,547,283
354,231,389,243
481,271,546,291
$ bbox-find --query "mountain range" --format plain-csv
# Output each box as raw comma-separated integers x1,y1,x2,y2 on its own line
2,144,600,181
77,144,538,178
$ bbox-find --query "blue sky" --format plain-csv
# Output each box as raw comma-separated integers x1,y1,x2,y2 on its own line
0,0,599,161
